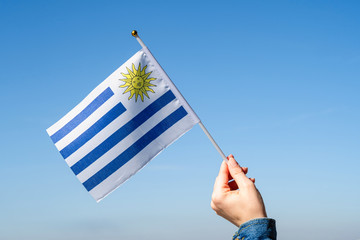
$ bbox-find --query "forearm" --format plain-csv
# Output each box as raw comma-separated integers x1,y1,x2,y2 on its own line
232,218,276,240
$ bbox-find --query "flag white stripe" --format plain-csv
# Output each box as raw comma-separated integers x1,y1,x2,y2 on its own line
54,91,122,151
82,106,188,192
47,81,109,136
76,99,181,183
64,90,175,168
88,114,196,202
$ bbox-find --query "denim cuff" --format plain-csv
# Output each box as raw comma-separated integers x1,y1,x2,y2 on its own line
232,218,277,240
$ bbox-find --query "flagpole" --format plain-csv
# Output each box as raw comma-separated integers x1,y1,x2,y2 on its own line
131,30,228,162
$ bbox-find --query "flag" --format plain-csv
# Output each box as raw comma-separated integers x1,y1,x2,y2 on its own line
46,47,200,202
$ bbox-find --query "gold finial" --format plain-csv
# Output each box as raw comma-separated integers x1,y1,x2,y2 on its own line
131,30,138,37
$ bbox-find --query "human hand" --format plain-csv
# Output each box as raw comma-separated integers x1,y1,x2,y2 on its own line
211,154,267,227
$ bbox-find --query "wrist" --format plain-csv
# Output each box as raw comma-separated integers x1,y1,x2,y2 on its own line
234,213,268,227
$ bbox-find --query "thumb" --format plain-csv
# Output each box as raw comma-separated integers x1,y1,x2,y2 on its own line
227,155,249,187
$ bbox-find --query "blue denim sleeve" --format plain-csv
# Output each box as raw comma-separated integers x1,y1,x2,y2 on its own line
232,218,276,240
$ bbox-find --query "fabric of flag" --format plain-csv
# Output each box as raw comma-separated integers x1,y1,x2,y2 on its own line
46,47,200,202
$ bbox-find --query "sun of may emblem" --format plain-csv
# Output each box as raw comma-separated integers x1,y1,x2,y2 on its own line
119,63,156,102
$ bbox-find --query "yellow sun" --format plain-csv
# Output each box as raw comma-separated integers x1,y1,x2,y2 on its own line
119,63,156,102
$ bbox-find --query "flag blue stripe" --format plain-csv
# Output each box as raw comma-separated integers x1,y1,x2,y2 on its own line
71,90,176,175
59,102,126,159
50,87,114,144
83,106,188,191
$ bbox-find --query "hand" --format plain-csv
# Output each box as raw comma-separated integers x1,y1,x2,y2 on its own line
211,154,267,227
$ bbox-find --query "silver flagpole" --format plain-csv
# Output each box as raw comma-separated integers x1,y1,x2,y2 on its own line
131,30,228,162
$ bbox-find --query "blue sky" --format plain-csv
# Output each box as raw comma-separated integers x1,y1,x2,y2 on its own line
1,1,359,239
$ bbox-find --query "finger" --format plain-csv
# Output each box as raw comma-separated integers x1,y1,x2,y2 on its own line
229,177,253,190
228,167,247,180
227,172,233,181
218,160,230,183
227,155,252,187
213,161,230,192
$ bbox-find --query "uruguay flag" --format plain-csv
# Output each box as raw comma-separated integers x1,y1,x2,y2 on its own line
47,47,200,202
